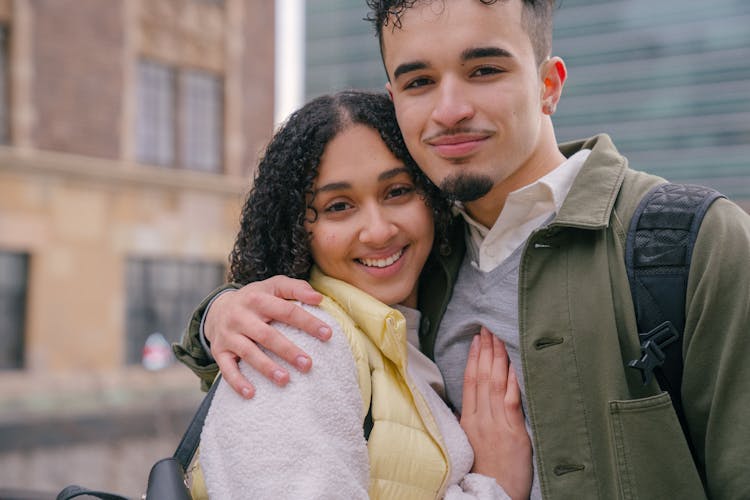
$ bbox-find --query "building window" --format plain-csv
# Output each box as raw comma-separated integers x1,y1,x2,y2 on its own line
181,69,223,172
0,251,29,370
125,258,224,365
0,25,9,144
136,60,175,167
136,59,223,173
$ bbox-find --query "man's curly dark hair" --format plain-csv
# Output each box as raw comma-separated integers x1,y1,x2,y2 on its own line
365,0,557,68
229,90,451,285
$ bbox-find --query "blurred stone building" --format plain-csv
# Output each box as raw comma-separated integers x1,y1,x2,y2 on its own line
0,0,273,496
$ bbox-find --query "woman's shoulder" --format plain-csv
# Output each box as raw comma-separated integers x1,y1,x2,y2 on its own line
201,305,370,499
209,300,363,415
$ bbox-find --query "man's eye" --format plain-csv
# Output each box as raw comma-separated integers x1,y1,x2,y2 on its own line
405,77,432,89
471,66,503,77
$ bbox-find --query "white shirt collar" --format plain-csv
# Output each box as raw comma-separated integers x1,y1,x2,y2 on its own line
455,149,591,271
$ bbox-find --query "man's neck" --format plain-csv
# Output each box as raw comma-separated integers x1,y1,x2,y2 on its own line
464,144,567,228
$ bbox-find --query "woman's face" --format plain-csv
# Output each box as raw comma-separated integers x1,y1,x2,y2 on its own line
305,124,434,307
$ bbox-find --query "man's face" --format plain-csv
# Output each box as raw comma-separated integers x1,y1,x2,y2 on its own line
383,0,554,216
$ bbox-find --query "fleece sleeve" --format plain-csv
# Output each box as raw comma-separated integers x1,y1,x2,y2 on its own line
444,474,511,499
198,304,369,500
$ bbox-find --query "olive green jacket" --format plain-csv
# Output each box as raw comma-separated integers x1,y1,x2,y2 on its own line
174,134,750,499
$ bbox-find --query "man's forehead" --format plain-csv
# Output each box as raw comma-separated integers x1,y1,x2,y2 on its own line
381,0,522,56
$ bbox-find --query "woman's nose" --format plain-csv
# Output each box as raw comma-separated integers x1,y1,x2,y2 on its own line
358,205,398,245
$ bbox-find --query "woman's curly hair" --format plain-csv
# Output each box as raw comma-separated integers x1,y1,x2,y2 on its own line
229,90,451,285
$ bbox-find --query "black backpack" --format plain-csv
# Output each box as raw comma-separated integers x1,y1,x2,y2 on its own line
625,182,725,462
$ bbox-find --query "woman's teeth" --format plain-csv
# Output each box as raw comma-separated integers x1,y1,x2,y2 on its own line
358,249,403,268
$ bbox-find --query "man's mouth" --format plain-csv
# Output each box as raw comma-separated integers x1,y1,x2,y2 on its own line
357,248,404,268
428,133,486,146
426,133,490,158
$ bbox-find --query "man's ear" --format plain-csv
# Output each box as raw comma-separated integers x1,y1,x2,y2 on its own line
540,56,567,115
385,81,393,101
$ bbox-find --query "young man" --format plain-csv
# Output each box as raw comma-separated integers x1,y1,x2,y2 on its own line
174,1,750,498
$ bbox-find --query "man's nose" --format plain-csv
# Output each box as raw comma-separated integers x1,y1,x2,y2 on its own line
431,76,475,128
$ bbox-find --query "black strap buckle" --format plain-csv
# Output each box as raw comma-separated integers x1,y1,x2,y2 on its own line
627,321,680,385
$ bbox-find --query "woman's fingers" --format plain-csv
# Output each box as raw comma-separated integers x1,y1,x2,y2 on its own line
489,333,510,418
504,364,525,429
475,328,495,417
461,334,481,416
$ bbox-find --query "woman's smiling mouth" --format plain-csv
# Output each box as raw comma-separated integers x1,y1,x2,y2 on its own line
357,248,405,268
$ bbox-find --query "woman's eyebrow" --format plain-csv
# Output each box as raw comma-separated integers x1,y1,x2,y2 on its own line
315,181,351,193
315,166,409,193
378,166,410,181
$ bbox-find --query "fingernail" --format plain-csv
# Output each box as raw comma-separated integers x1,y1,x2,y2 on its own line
296,355,311,371
318,326,332,339
272,369,287,384
241,387,252,398
470,335,479,350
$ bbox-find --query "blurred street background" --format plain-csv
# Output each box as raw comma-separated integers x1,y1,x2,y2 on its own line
0,0,748,497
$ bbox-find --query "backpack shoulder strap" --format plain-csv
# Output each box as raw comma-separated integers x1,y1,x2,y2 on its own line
625,182,724,426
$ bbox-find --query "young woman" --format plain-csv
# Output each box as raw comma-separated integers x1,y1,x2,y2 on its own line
197,91,531,499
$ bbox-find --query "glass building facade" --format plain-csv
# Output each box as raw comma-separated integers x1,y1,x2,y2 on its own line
305,0,750,204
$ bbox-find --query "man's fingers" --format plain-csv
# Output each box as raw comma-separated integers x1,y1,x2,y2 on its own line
233,320,313,375
215,351,256,399
461,334,480,416
250,292,332,341
265,275,324,306
202,276,331,400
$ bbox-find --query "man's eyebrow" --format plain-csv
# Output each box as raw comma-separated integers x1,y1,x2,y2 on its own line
393,61,428,80
461,46,513,61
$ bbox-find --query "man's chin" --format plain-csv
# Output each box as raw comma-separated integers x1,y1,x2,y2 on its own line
440,174,493,202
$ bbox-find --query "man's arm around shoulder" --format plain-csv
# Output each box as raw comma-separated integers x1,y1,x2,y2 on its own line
172,284,239,392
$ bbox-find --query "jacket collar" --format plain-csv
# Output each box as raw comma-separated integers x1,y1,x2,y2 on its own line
554,134,628,230
309,267,408,366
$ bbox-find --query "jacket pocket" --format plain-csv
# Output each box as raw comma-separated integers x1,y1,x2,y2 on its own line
608,392,705,500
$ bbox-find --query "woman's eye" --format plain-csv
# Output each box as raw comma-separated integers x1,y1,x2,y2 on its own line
325,201,350,213
386,186,415,199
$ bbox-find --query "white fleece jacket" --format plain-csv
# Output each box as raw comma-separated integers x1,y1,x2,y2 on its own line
199,304,510,499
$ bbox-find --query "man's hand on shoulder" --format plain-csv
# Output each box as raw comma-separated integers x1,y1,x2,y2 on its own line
205,275,331,398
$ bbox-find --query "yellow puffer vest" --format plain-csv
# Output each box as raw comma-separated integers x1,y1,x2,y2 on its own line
309,268,450,500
